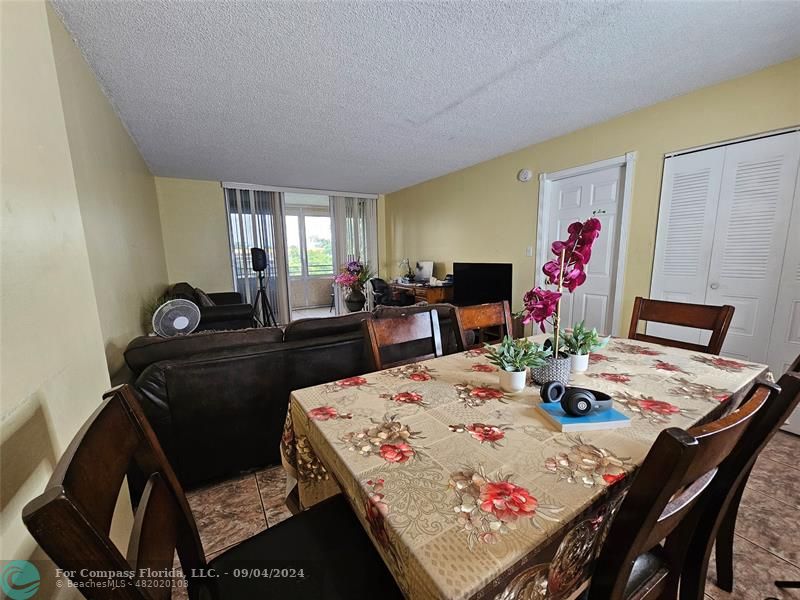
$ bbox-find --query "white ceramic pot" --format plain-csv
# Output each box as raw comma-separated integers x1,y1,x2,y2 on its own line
570,353,590,373
499,369,527,393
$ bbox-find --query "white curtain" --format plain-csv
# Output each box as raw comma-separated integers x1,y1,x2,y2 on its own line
224,186,290,324
331,196,379,312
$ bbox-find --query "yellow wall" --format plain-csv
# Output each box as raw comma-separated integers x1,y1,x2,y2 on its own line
376,194,389,277
0,0,116,580
385,58,800,330
1,0,140,579
155,181,391,290
49,7,168,377
155,177,234,292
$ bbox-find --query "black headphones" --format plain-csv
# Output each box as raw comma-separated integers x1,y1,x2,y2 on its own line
540,381,613,417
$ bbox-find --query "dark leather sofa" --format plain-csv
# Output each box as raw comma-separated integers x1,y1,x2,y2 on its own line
127,304,463,488
168,282,253,331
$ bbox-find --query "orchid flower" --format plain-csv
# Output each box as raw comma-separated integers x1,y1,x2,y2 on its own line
521,217,602,344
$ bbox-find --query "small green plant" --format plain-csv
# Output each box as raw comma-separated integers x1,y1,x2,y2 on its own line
484,336,551,372
142,293,170,330
561,321,609,355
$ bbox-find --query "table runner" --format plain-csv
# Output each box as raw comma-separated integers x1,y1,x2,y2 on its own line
280,337,766,599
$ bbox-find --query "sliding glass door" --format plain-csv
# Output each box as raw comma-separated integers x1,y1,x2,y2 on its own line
224,186,290,324
224,184,378,323
331,196,379,312
285,194,335,320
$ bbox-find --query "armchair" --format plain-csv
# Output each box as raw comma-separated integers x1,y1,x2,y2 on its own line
168,282,253,331
370,277,414,307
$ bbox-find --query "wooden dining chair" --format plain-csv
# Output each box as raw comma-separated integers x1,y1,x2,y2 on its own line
22,385,402,600
363,309,443,369
628,296,734,355
587,381,775,600
679,369,800,599
452,301,514,351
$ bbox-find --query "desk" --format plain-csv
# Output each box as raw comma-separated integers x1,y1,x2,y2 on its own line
281,337,766,599
389,282,454,304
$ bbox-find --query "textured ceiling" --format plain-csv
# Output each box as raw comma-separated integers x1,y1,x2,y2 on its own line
52,1,800,194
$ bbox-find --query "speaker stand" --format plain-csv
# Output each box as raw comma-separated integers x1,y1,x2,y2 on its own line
251,271,277,327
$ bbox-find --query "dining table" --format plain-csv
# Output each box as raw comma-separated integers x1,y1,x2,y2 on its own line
280,335,768,600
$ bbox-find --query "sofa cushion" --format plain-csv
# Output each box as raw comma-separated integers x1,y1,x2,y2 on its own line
194,288,216,307
134,331,372,486
124,327,284,375
169,282,197,301
283,312,372,342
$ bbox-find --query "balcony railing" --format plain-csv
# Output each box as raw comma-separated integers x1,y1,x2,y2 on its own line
288,262,334,278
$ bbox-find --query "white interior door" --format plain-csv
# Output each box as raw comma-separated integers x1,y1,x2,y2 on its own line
705,133,800,363
544,165,624,335
649,148,725,346
767,154,800,434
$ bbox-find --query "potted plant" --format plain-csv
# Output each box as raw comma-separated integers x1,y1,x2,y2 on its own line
484,336,551,393
334,259,374,312
143,293,169,334
521,216,602,385
561,320,610,373
398,258,415,283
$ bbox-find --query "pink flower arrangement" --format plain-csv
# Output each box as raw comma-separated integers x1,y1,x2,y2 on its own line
334,259,373,292
522,217,601,350
334,271,359,288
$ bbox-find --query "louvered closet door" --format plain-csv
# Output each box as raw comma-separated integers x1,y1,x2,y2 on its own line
649,148,726,345
705,133,800,362
768,174,800,377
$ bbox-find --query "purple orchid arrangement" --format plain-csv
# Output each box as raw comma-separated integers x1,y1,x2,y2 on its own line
334,259,373,292
522,217,602,352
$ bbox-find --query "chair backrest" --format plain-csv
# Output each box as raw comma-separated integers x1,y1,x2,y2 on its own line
370,277,390,295
682,369,800,599
628,296,734,355
363,309,443,370
588,381,775,599
452,301,514,351
22,385,206,600
369,277,390,306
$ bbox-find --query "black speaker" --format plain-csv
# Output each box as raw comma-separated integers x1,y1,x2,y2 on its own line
251,247,267,272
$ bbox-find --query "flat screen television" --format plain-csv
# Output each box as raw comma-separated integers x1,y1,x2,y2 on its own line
453,263,513,306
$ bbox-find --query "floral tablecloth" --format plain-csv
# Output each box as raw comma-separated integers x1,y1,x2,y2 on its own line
280,337,767,599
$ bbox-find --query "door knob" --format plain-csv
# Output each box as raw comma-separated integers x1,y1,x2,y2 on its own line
710,283,719,289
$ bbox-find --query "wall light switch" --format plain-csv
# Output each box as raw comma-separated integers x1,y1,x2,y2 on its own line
525,246,534,257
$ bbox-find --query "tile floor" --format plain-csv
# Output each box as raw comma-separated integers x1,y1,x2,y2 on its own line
186,465,293,560
291,306,334,320
178,432,800,599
